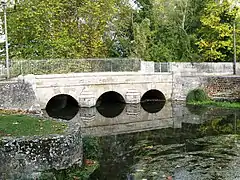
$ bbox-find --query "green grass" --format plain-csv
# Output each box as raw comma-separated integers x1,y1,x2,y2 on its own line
188,101,240,109
0,114,67,138
186,88,240,109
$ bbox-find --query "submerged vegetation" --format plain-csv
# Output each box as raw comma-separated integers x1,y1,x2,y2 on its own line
0,110,67,137
186,88,240,109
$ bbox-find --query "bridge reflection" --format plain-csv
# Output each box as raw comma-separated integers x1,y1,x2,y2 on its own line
78,102,172,136
44,101,209,137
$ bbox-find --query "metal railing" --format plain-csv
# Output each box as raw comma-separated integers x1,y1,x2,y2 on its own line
154,62,171,73
2,58,141,77
0,59,172,78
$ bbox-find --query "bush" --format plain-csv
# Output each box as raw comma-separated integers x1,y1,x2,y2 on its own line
186,88,210,103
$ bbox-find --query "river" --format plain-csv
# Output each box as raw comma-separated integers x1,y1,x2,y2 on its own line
1,101,240,180
41,101,240,180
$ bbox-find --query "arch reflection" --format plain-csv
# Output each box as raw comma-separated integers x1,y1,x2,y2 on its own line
96,91,126,118
141,89,166,113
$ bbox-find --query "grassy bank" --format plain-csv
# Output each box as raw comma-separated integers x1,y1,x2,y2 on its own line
188,101,240,108
186,89,240,109
0,112,67,138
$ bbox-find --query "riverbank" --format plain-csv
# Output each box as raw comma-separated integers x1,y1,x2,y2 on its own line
186,88,240,109
187,101,240,109
0,108,82,180
0,109,67,138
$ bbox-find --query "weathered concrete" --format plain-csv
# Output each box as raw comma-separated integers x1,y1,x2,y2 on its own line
171,62,240,100
0,80,39,111
25,72,173,109
0,122,82,180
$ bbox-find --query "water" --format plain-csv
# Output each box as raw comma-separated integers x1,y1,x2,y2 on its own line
2,101,240,180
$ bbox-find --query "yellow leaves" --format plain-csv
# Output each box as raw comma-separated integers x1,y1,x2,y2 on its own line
198,39,209,48
144,145,154,149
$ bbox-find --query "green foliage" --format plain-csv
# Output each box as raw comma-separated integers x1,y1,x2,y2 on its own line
186,88,210,103
0,114,67,137
7,0,118,59
186,88,240,108
2,0,240,62
196,0,239,62
105,0,134,57
199,115,240,135
132,18,151,60
83,137,100,160
189,101,240,108
129,0,206,62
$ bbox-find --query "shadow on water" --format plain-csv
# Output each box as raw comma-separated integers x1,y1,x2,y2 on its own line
96,102,126,118
186,104,208,115
96,91,126,118
141,100,166,113
45,94,79,120
140,89,166,113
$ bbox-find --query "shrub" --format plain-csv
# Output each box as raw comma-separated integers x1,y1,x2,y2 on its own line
186,88,210,103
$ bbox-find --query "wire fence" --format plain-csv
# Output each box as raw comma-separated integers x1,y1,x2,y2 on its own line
0,58,171,78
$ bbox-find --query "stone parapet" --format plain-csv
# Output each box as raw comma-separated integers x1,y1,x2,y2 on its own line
0,122,82,180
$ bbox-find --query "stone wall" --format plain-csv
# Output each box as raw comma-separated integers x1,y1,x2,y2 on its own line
171,62,240,100
0,123,82,180
0,62,239,110
0,79,40,111
203,76,240,101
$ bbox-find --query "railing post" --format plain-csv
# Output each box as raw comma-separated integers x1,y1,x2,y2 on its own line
1,0,9,79
233,21,237,75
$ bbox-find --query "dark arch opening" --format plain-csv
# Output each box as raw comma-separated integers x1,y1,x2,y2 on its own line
46,94,79,120
96,91,126,118
140,89,166,113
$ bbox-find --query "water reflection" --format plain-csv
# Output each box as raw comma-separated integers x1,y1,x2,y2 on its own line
186,104,208,115
3,101,240,180
46,106,79,120
141,100,165,113
45,100,167,121
46,94,79,120
96,102,126,118
87,111,240,180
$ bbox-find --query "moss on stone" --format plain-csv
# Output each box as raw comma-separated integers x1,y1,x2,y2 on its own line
186,88,210,103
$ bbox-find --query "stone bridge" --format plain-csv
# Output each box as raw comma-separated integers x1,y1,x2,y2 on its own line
23,71,172,110
0,61,239,112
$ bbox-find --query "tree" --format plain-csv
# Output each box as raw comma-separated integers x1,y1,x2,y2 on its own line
128,0,208,62
6,0,118,59
105,0,134,57
196,0,239,62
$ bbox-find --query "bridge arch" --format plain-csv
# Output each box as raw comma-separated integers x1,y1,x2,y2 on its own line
96,91,126,118
96,91,126,105
46,94,79,120
140,89,166,113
